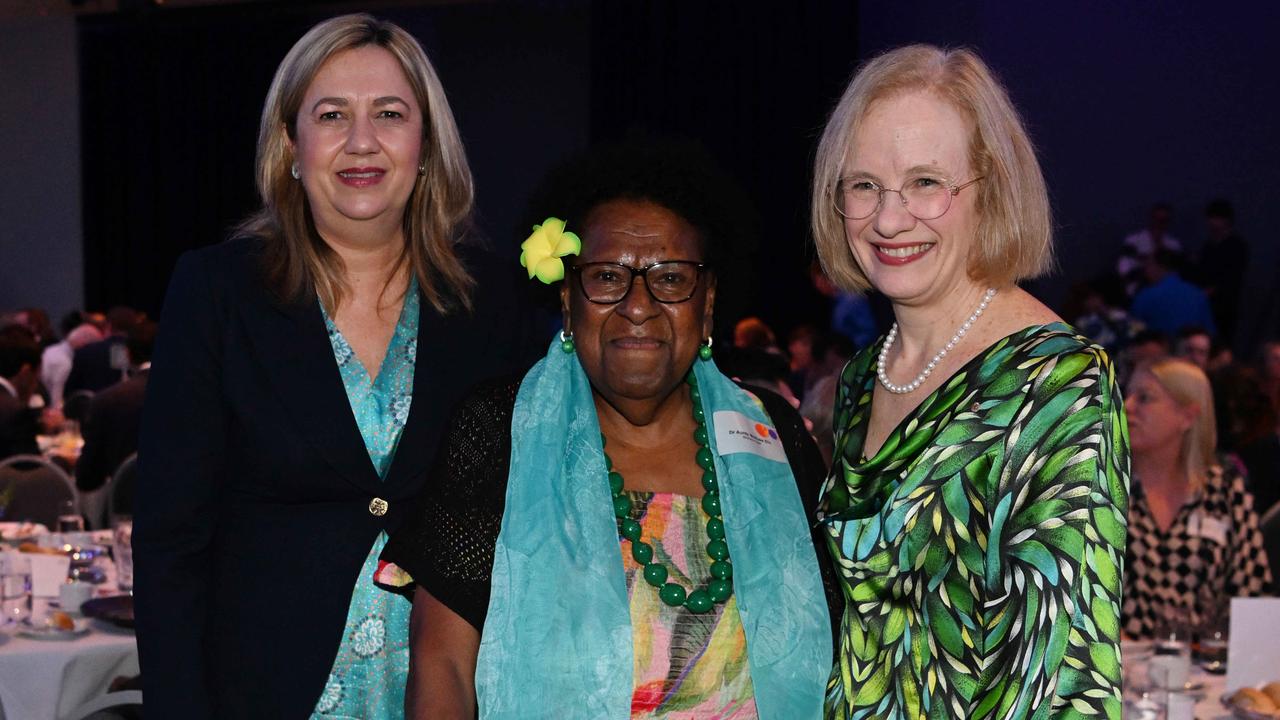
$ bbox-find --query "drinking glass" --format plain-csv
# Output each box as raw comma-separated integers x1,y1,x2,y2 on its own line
0,552,31,626
1152,609,1192,691
1196,582,1229,674
56,499,85,533
1125,660,1168,720
112,517,134,592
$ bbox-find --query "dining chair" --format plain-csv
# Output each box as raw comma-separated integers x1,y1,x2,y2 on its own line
105,453,137,522
0,454,77,528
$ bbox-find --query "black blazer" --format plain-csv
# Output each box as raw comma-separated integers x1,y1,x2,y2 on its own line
0,388,39,459
65,336,128,394
134,237,539,718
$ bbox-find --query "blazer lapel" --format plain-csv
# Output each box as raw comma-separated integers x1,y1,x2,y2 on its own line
239,284,381,493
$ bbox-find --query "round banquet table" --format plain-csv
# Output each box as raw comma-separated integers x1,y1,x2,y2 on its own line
0,537,136,720
1123,640,1230,719
0,617,137,720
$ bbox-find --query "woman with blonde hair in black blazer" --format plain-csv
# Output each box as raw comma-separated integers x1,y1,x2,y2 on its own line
134,14,534,717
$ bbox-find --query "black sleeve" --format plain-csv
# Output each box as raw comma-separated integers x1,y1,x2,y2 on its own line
0,402,39,458
133,250,227,720
741,382,845,647
380,377,520,632
75,396,110,491
63,349,86,397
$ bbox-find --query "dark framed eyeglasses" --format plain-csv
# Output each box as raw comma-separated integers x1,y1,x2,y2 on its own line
569,261,709,304
832,175,983,220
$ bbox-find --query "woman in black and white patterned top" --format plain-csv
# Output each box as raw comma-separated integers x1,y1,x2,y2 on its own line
1123,357,1272,639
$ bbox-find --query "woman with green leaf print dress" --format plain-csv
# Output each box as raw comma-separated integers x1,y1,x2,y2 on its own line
809,45,1130,720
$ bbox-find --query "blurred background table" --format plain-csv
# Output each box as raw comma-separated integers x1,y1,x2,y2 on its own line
0,535,136,720
1123,639,1229,719
0,618,137,720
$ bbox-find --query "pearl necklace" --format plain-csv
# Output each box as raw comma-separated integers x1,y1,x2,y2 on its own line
877,288,996,394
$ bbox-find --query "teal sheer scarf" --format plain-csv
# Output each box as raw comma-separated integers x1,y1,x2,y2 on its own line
476,338,831,719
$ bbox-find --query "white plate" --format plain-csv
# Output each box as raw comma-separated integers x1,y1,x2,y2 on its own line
17,618,90,640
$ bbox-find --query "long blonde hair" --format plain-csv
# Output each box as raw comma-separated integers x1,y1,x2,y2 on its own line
1142,357,1217,489
238,13,475,314
811,44,1054,293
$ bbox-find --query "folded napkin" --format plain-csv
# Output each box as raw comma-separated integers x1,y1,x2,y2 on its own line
0,550,29,576
28,553,71,597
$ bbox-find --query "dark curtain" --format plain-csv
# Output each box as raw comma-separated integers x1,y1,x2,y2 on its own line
589,1,860,337
78,5,347,317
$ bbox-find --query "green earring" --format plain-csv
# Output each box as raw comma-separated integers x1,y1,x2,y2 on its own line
698,337,713,361
560,329,575,354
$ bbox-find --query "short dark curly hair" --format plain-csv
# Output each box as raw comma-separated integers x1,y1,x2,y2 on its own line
521,138,758,337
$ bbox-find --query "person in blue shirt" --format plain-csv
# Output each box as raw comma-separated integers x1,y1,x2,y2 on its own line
1130,249,1217,338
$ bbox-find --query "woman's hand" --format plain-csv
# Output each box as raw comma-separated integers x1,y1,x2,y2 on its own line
407,586,480,719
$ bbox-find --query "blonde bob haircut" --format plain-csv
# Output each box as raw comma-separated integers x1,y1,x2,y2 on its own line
811,44,1054,293
1139,357,1218,490
239,13,475,314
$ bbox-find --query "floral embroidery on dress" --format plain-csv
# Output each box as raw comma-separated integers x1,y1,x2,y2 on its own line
328,328,355,368
351,615,387,658
316,673,343,714
392,395,412,425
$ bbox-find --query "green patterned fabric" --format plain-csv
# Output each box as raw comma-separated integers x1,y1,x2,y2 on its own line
819,323,1129,720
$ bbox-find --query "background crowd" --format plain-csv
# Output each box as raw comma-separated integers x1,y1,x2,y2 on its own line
0,307,153,495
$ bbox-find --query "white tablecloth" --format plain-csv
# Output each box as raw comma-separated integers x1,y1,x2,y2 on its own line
0,544,136,720
0,618,137,720
1189,671,1230,720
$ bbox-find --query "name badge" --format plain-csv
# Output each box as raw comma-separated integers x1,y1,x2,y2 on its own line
1187,512,1229,545
712,410,788,463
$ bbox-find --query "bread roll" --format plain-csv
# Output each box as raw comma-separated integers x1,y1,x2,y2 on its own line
1234,687,1277,713
1262,681,1280,706
48,610,75,631
17,542,61,555
1233,681,1274,712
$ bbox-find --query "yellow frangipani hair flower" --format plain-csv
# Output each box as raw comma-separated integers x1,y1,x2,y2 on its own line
519,217,581,284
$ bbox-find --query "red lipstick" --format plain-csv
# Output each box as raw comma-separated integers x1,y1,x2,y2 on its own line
336,167,386,187
871,241,935,266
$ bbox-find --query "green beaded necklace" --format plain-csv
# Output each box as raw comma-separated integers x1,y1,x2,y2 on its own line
606,369,733,614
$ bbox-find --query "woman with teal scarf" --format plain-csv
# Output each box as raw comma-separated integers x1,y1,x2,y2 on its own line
377,143,835,719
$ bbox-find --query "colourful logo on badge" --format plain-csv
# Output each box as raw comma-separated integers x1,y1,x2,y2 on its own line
752,423,778,440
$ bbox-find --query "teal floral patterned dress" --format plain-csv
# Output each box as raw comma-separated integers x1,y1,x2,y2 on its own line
819,323,1129,720
310,282,419,719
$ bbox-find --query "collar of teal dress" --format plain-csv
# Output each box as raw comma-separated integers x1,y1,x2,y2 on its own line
476,337,832,719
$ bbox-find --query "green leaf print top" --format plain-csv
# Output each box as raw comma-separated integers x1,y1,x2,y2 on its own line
818,323,1129,720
